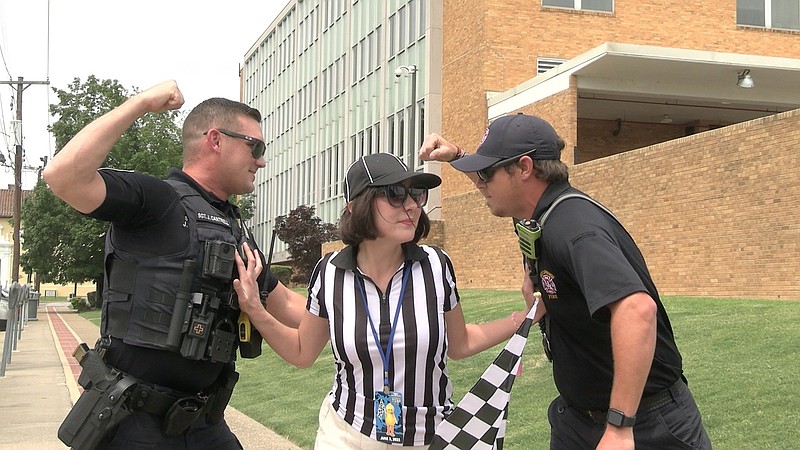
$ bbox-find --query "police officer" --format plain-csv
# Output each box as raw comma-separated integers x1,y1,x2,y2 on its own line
45,80,305,449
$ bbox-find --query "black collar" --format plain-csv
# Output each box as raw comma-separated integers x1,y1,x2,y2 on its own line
531,179,575,221
167,168,235,216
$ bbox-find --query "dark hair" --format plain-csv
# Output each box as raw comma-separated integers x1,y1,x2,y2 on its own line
501,136,569,183
339,187,431,246
182,97,262,142
533,159,569,183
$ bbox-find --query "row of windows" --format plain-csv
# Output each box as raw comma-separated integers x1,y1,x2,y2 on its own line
389,0,426,58
352,27,382,82
298,6,319,56
323,0,348,29
543,0,613,12
738,0,800,31
297,79,318,120
321,57,347,105
543,0,799,31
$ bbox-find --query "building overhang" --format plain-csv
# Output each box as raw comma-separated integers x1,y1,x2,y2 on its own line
487,42,800,126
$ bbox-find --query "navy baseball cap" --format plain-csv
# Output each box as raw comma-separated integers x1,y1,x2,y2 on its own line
451,113,562,173
344,153,441,201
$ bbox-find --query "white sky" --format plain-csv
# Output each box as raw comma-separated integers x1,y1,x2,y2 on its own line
0,0,288,189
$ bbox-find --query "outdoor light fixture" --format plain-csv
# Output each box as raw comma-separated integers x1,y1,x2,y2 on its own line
660,114,673,124
737,69,755,88
395,65,418,158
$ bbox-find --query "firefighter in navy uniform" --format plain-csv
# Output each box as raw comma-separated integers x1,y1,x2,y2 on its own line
45,80,306,450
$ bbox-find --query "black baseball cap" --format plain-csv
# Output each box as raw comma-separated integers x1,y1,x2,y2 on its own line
451,113,562,173
344,153,441,201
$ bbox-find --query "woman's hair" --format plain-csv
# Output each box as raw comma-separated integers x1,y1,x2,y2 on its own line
339,186,431,246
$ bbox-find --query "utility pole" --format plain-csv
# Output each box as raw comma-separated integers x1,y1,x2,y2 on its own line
0,77,50,283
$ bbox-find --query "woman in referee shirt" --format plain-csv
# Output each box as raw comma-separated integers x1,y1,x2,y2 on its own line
235,153,539,449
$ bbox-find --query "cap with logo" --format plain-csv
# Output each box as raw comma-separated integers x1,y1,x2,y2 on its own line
344,153,441,201
451,113,563,173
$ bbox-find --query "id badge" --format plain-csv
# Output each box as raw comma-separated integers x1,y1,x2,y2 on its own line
375,390,403,443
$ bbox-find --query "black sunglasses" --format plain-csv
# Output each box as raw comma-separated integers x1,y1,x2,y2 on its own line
204,128,266,159
476,149,538,183
379,184,429,208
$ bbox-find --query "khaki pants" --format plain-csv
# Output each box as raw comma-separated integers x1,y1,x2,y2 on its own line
314,396,429,449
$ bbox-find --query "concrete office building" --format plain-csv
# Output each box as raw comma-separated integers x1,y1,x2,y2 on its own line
242,1,800,299
241,0,442,263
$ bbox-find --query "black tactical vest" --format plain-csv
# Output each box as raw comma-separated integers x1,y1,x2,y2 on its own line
100,179,241,363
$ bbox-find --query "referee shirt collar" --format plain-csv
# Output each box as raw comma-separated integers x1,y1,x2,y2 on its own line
330,242,428,270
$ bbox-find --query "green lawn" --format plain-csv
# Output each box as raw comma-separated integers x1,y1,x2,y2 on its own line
82,292,800,449
229,292,800,449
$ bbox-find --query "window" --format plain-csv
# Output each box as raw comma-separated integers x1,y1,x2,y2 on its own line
738,0,800,30
543,0,613,13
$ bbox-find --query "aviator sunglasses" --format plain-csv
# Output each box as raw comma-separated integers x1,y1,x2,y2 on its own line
379,184,429,208
204,128,267,159
476,149,538,183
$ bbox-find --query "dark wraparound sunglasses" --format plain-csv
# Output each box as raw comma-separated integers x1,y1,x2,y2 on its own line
379,184,429,208
476,149,538,183
204,128,266,159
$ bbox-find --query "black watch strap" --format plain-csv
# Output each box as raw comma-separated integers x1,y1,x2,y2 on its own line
606,408,636,427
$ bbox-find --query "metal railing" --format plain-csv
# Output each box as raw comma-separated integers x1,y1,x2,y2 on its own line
1,283,38,377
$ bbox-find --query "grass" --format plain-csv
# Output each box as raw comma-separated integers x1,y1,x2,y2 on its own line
80,309,102,326
81,291,800,449
39,295,71,303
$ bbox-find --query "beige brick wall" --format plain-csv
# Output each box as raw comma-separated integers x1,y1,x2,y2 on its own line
439,110,800,300
573,110,800,299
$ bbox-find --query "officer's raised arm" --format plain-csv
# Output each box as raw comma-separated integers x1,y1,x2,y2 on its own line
43,80,184,214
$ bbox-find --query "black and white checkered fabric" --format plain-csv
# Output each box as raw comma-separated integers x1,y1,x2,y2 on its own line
430,301,539,450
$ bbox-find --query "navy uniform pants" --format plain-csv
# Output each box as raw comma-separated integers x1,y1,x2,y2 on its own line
547,380,712,449
100,410,242,450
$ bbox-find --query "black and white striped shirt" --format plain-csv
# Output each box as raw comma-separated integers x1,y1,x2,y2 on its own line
307,243,460,446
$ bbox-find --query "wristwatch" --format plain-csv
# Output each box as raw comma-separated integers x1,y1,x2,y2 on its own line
606,408,636,427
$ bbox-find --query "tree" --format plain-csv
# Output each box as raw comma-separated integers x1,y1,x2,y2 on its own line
274,205,338,284
20,76,183,292
232,193,255,222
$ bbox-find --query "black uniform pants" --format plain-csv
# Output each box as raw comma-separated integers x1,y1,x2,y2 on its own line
100,410,242,450
547,380,712,449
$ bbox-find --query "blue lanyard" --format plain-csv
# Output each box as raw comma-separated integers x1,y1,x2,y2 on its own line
356,263,412,393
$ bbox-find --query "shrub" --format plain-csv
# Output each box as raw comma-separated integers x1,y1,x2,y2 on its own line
269,265,293,286
70,297,91,312
86,291,100,309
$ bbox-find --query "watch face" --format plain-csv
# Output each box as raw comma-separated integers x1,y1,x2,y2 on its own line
607,408,635,427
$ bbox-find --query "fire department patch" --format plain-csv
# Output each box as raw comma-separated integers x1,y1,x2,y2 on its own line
540,270,557,298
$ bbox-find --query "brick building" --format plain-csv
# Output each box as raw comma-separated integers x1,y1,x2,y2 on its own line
248,1,800,299
434,1,800,299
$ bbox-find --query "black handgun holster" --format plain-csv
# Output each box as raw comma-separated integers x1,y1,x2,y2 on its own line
205,363,240,425
58,376,137,450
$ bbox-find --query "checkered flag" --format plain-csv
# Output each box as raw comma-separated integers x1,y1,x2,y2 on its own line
430,301,539,450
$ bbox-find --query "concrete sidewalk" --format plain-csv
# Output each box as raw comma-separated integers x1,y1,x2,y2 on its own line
0,303,301,449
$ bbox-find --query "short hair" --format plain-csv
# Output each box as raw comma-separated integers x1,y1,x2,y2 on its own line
339,187,431,246
532,159,569,183
182,98,262,142
501,136,569,183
